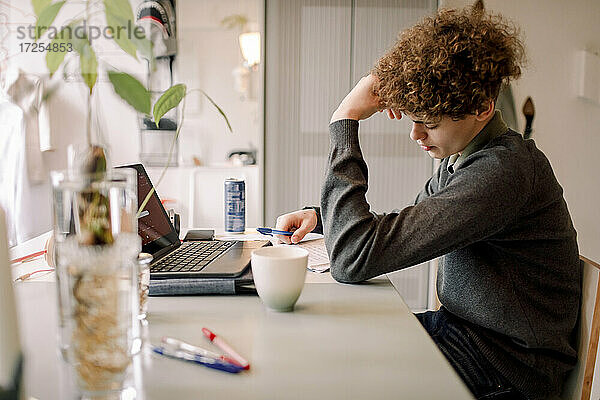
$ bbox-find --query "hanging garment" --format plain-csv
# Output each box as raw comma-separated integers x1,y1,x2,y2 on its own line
0,67,54,246
6,70,52,184
0,97,25,247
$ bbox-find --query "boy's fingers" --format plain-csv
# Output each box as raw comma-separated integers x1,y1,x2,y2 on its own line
291,219,313,244
275,216,293,231
276,234,292,244
276,215,300,244
291,232,304,244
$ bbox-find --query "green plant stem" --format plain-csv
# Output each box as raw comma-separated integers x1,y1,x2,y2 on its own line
136,95,187,218
186,88,233,133
86,91,92,146
85,0,92,146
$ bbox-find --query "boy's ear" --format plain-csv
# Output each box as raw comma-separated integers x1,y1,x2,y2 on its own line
475,99,495,121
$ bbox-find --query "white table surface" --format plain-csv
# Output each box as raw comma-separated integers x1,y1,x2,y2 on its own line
10,233,474,400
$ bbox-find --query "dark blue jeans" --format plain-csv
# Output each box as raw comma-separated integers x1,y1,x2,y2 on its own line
416,308,528,400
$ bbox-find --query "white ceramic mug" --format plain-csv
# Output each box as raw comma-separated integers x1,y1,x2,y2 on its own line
251,246,308,312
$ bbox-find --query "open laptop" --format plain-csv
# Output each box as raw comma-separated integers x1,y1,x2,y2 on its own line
119,164,268,279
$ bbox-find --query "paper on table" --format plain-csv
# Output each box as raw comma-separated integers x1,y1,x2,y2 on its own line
215,232,275,242
292,233,324,243
215,231,324,244
276,237,330,273
214,230,330,272
299,238,330,273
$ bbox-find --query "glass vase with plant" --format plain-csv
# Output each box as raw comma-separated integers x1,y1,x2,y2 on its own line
33,0,231,395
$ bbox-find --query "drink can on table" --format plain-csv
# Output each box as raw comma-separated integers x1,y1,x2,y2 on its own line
224,178,245,232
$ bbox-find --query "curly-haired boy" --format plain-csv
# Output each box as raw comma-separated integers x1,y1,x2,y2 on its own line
275,6,580,399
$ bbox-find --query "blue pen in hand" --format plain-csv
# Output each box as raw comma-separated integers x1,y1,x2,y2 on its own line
152,345,244,374
256,227,294,236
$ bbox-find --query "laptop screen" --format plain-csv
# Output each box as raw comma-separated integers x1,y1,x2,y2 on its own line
118,164,180,255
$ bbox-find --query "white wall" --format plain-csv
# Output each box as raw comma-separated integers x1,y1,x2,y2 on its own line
5,1,142,167
2,0,261,242
176,0,261,166
2,1,144,242
440,0,600,263
5,0,261,166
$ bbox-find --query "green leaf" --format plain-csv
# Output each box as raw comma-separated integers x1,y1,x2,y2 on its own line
45,22,76,76
131,35,153,61
107,71,151,115
32,0,52,17
35,1,65,41
103,0,138,60
69,25,88,53
153,84,187,128
220,14,248,30
200,90,233,133
105,8,137,59
74,38,97,94
103,0,134,18
45,40,67,76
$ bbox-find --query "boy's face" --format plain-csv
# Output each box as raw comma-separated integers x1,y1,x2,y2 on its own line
406,113,482,159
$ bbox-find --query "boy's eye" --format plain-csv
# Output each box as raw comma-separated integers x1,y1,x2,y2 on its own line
424,124,438,129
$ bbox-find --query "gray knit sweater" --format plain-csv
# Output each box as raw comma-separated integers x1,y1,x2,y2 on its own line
317,114,581,399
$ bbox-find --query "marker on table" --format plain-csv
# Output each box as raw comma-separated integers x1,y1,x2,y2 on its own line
202,328,250,370
161,336,239,366
256,227,293,236
152,345,244,374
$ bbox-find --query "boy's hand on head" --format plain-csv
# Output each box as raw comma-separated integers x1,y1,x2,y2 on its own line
275,209,318,244
383,108,403,120
330,74,385,123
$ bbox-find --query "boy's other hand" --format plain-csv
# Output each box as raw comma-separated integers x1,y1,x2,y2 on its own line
275,209,318,244
330,74,386,123
383,108,402,120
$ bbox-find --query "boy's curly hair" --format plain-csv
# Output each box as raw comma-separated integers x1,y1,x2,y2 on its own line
372,6,525,123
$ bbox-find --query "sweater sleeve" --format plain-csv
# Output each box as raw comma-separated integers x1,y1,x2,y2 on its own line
302,206,323,234
321,119,532,283
413,162,441,205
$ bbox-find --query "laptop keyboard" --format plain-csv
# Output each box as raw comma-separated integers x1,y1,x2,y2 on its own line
151,240,238,273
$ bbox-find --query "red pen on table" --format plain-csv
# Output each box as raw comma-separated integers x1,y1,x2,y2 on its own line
202,327,250,370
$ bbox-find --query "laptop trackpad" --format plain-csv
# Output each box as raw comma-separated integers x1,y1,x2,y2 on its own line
200,248,249,276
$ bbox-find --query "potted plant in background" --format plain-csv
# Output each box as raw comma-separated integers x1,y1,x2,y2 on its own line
29,0,231,396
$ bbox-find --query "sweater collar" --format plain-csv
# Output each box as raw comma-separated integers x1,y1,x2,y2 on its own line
447,111,508,173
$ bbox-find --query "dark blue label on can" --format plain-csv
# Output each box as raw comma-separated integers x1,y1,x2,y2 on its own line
224,180,245,232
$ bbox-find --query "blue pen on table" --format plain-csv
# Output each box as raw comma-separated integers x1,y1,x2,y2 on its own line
161,336,240,366
256,227,294,236
152,345,245,374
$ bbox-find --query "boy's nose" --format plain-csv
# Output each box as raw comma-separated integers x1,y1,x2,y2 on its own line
410,123,427,141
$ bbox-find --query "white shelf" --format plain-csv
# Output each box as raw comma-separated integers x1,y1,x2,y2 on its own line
145,165,262,231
